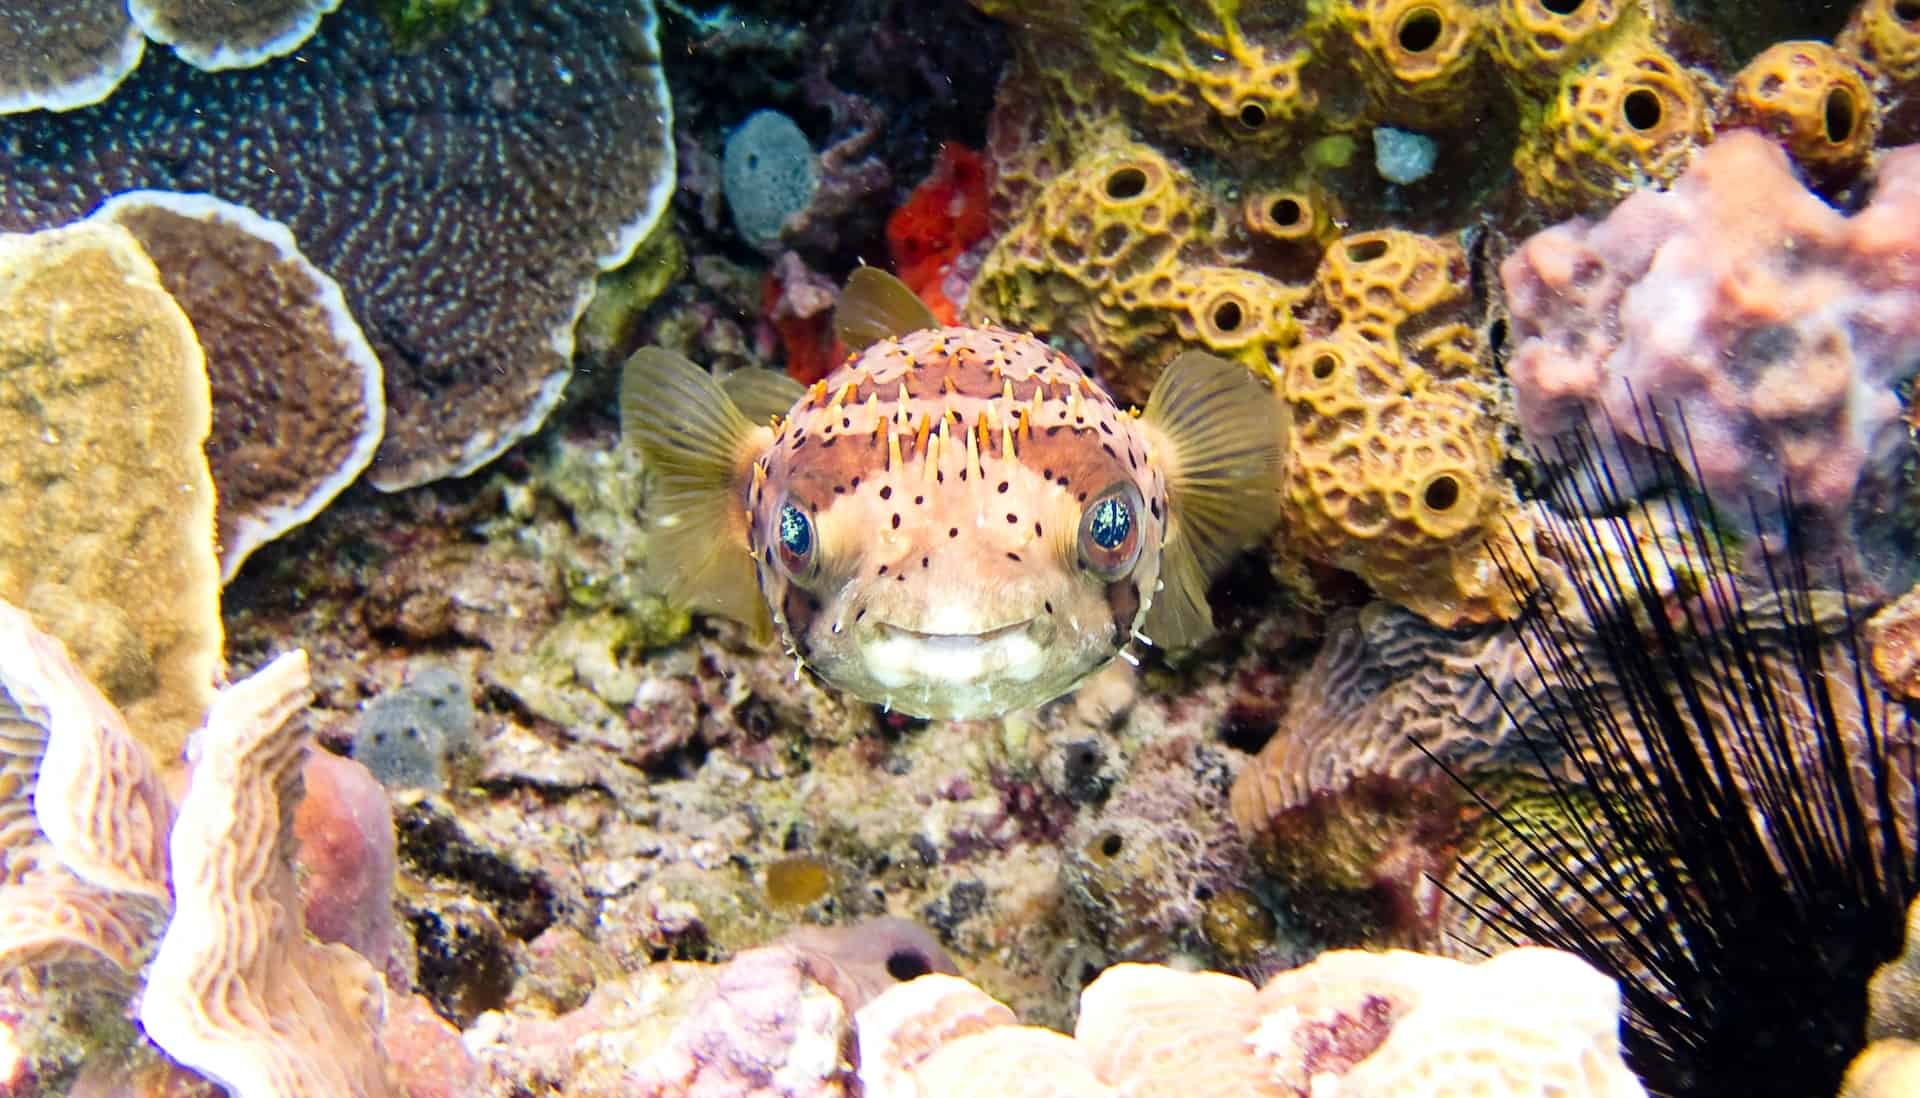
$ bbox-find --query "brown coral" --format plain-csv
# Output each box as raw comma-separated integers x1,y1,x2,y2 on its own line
97,192,385,582
0,0,143,113
0,220,221,769
127,0,337,71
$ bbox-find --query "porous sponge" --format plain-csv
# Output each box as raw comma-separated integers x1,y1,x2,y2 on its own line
1513,31,1713,212
1082,0,1320,155
1281,231,1529,626
1490,0,1631,91
966,140,1303,401
1724,40,1878,176
1318,0,1490,126
1840,0,1920,85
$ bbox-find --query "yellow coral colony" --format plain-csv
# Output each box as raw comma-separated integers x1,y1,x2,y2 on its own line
0,221,222,772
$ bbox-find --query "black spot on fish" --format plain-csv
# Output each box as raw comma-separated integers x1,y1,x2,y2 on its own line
1034,522,1044,537
914,495,925,505
1006,513,1018,524
1044,600,1054,614
891,513,902,529
1099,421,1114,435
880,485,892,500
997,481,1009,493
1007,552,1022,562
949,528,959,538
834,485,846,495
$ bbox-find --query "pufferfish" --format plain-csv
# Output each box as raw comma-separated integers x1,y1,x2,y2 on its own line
622,268,1284,719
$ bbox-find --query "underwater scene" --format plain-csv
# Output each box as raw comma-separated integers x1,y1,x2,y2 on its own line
9,0,1920,1094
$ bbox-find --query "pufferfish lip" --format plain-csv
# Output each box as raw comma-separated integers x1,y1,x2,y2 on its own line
864,618,1046,688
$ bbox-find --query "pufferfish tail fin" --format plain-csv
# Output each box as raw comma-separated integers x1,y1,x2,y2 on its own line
1139,351,1287,649
835,266,940,351
621,348,778,645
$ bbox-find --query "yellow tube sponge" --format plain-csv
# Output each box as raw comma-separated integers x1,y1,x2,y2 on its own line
0,221,221,773
1839,0,1920,84
970,141,1303,402
1490,0,1631,91
1319,0,1489,124
1724,40,1879,176
1514,31,1712,212
1281,231,1531,626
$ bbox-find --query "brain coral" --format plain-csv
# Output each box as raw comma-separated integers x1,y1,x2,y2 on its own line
0,0,675,491
1502,130,1920,579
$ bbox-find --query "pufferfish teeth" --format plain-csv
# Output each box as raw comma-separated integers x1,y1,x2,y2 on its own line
864,619,1045,689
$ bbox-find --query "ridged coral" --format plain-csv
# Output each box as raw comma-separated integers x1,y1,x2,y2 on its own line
1280,230,1531,626
1513,30,1714,210
1724,40,1878,176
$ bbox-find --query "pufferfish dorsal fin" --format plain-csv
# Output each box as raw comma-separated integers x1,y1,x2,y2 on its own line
835,266,940,351
1138,351,1288,649
621,347,777,645
720,368,807,427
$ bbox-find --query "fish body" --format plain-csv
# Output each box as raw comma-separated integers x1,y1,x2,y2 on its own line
625,270,1283,719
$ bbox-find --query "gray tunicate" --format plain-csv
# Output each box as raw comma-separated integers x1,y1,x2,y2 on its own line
722,109,819,251
1374,126,1439,185
352,666,476,791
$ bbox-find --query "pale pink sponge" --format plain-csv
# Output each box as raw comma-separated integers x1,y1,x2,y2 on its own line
1502,129,1920,574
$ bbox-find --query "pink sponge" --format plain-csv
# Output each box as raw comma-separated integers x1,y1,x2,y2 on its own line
294,748,404,988
1502,130,1920,572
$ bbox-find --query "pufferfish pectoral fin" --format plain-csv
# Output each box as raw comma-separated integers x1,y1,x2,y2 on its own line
1140,351,1288,649
621,347,778,645
720,368,807,427
835,266,940,351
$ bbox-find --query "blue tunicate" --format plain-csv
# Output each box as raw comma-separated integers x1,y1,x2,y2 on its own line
1373,126,1439,185
723,110,820,251
351,667,476,791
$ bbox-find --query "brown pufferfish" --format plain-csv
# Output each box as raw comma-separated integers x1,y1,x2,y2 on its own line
623,269,1284,719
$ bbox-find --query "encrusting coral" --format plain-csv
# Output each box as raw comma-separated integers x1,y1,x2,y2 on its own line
0,219,221,771
126,0,340,72
1502,129,1920,582
0,599,404,1095
854,947,1646,1097
95,191,386,582
0,0,145,114
0,0,676,491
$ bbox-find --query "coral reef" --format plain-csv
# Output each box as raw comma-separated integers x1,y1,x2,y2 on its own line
0,0,675,491
1280,229,1537,626
95,191,385,582
1503,130,1920,583
126,0,339,71
0,220,220,770
854,947,1645,1096
0,0,144,114
0,601,406,1094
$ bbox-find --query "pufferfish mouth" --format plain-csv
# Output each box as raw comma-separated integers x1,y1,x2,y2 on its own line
864,618,1045,687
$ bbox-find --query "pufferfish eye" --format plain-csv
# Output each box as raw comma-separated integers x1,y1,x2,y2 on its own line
1078,482,1145,580
775,500,814,576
